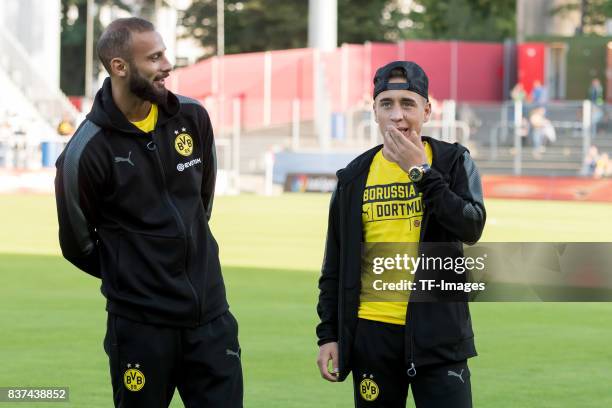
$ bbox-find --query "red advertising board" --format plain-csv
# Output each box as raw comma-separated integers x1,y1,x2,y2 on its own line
482,175,612,202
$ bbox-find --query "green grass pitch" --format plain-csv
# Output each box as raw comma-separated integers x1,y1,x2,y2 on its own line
1,194,611,407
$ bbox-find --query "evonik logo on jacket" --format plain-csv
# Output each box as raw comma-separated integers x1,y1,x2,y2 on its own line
177,157,202,172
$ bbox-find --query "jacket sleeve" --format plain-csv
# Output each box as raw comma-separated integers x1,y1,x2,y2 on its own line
54,135,103,278
416,150,486,244
200,109,216,221
316,188,340,346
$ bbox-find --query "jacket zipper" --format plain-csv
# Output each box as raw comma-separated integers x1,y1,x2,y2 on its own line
406,196,430,378
147,135,202,325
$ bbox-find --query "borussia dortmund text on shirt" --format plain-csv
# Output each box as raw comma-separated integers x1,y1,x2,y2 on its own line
370,199,423,219
363,183,419,203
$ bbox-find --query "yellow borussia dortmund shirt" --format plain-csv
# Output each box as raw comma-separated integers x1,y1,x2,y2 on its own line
359,142,433,325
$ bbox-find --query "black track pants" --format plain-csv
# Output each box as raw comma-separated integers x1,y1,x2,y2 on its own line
351,318,472,408
104,311,243,408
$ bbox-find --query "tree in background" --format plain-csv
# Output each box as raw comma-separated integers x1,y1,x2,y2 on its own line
550,0,612,34
60,0,89,96
180,0,515,59
62,0,516,93
179,0,415,56
60,0,132,96
337,0,411,43
408,0,515,41
180,0,308,56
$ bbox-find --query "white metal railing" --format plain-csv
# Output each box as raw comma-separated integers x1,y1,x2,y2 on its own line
491,100,595,175
0,26,79,127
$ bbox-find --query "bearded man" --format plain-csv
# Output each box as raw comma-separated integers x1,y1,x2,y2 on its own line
55,17,242,408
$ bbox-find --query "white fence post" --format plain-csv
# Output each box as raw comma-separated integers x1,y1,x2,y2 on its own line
441,100,456,143
292,98,300,150
582,100,592,163
264,149,274,196
369,108,378,146
340,43,349,111
264,51,272,127
232,98,241,193
513,100,523,175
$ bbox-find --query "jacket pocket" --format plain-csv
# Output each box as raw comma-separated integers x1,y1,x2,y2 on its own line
97,228,198,321
114,230,184,297
413,302,473,350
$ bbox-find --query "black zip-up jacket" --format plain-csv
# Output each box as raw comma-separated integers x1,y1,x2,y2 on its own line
55,78,228,327
316,137,486,381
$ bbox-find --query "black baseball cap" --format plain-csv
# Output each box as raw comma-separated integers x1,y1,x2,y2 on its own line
373,61,429,101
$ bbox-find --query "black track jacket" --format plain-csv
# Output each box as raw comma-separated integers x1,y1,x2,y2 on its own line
55,78,228,327
316,137,486,381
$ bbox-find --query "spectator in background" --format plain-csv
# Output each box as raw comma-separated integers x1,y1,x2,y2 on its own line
56,114,75,137
582,145,599,177
529,106,555,158
588,78,604,105
511,82,526,103
510,82,527,126
588,78,604,134
530,80,548,105
594,152,611,179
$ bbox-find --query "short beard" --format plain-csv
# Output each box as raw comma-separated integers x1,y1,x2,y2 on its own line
128,64,167,105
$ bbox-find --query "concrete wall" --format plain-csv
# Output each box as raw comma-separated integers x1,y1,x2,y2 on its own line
518,0,581,40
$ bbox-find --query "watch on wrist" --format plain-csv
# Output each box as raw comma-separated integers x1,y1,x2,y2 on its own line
408,163,431,182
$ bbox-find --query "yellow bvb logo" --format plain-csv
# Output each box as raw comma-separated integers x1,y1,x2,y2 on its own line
175,133,194,156
123,368,145,392
359,378,379,401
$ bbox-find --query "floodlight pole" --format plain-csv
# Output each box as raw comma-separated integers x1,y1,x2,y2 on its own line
308,0,337,51
516,0,525,44
513,100,523,175
85,0,94,99
216,0,225,139
308,0,337,151
217,0,224,56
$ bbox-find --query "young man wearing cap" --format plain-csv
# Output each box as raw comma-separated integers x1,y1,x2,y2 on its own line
316,61,486,407
55,18,242,407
